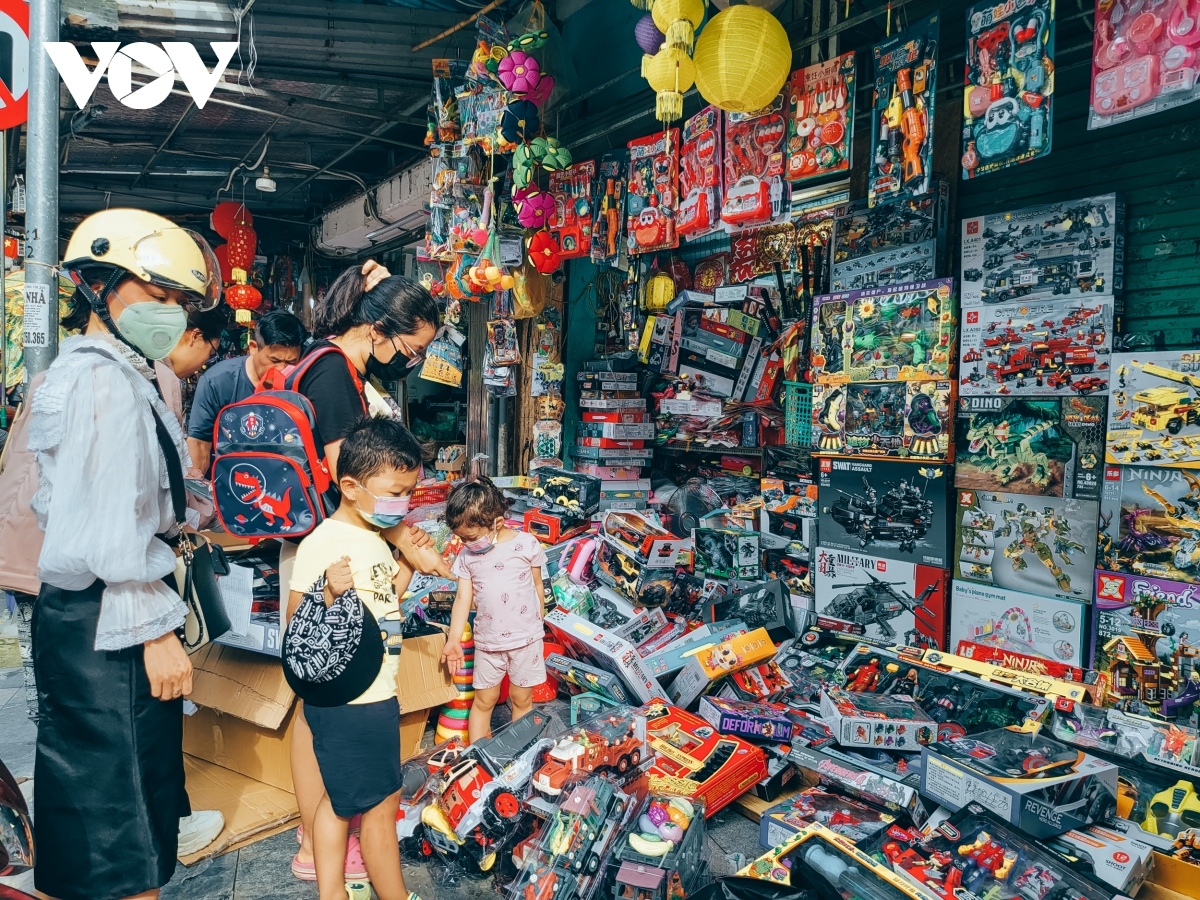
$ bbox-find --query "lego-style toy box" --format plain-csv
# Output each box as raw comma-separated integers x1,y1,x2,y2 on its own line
816,456,953,568
959,299,1114,399
544,609,665,703
709,579,793,638
693,527,760,580
919,727,1119,838
1098,465,1200,584
949,582,1087,668
954,395,1106,500
1106,351,1200,467
812,547,948,648
758,786,896,850
811,380,953,461
698,695,793,743
668,627,777,708
829,185,949,292
809,278,956,383
960,193,1124,308
820,688,937,751
954,488,1099,602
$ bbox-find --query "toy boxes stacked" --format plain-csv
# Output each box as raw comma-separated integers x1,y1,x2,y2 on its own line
574,364,652,509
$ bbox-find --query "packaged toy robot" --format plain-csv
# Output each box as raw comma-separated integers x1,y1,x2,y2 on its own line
759,786,895,850
693,527,760,580
812,380,953,461
949,581,1086,667
1098,463,1200,584
677,105,723,241
786,53,856,184
626,130,679,255
829,185,949,292
1107,350,1200,466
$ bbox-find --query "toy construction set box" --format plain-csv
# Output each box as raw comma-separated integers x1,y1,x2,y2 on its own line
953,488,1099,602
1098,464,1200,584
828,184,950,292
820,687,938,751
709,579,792,637
1106,351,1200,467
958,299,1115,398
949,581,1087,668
954,395,1106,500
812,547,949,648
920,727,1120,838
960,193,1125,308
811,380,953,461
809,278,956,384
816,456,953,568
698,695,793,743
758,785,896,850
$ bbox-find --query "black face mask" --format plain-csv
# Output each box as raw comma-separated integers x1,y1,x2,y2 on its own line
365,346,412,381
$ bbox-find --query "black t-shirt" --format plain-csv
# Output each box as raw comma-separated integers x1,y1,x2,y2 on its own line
297,340,369,452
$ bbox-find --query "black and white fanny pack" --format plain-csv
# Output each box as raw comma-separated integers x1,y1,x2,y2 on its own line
282,577,383,707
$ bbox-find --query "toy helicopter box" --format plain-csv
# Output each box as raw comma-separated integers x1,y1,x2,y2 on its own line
949,582,1087,668
953,488,1099,602
698,695,794,743
758,785,896,850
693,527,760,580
958,299,1115,399
809,278,956,383
920,727,1119,838
953,395,1106,500
816,456,953,568
960,193,1124,308
1097,464,1200,584
829,184,950,292
1106,351,1200,467
544,609,665,703
820,688,938,751
668,627,777,707
812,547,949,648
811,380,954,461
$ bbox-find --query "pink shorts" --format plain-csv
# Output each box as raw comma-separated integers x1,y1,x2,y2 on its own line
473,641,546,689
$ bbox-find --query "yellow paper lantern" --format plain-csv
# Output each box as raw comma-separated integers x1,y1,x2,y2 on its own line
652,0,706,52
644,271,677,311
642,47,696,122
693,4,791,113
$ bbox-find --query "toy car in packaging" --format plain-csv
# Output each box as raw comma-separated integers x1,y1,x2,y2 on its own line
786,53,856,184
810,279,956,383
600,510,685,567
812,548,948,648
709,579,793,637
1098,464,1200,584
1106,351,1200,466
530,467,602,515
820,688,937,751
960,193,1124,307
626,130,679,255
954,488,1099,601
531,712,648,798
868,14,939,208
816,456,953,568
693,527,760,580
668,627,777,707
1047,822,1154,895
958,299,1114,398
830,186,949,292
698,695,793,744
677,106,723,241
919,726,1119,838
548,160,595,260
961,0,1054,179
787,736,929,823
759,786,895,850
954,395,1106,499
721,101,789,232
812,380,953,461
545,653,632,705
1089,0,1200,131
640,621,749,682
594,543,678,608
948,581,1086,668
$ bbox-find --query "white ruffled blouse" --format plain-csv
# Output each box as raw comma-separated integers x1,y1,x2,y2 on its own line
28,334,190,651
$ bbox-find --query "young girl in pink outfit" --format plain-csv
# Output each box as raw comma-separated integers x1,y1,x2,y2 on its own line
441,479,547,741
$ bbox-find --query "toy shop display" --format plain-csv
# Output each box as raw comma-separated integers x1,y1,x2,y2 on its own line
530,712,648,798
787,737,929,822
958,299,1115,398
607,794,709,900
829,185,950,292
812,547,949,648
545,653,633,706
811,380,954,461
1049,697,1200,783
953,488,1099,601
721,101,790,232
1089,0,1200,130
785,53,856,184
1098,464,1200,583
960,193,1125,307
919,726,1119,837
678,106,724,241
954,395,1106,500
948,581,1086,667
757,786,896,850
626,130,680,255
820,687,938,751
868,14,940,208
697,695,793,744
816,457,953,568
809,279,957,383
961,0,1055,179
545,609,666,704
1106,351,1200,466
547,161,595,260
714,659,794,704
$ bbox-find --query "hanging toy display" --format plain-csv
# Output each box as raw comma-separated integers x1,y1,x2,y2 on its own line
527,230,562,274
548,160,596,259
721,100,789,231
592,150,629,265
677,105,723,239
435,623,475,744
786,52,856,183
626,129,680,254
513,187,557,229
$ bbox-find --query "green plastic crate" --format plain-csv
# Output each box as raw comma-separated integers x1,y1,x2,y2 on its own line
784,381,812,448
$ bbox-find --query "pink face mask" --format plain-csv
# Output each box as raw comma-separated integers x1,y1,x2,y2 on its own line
373,495,411,517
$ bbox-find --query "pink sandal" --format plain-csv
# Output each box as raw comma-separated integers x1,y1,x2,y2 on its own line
296,814,363,844
291,832,369,882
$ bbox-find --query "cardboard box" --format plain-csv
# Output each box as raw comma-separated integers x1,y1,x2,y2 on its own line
949,582,1087,667
394,629,459,713
600,509,685,567
640,620,748,681
752,755,800,802
694,527,760,579
545,653,633,704
698,695,793,742
810,380,954,461
758,786,897,850
710,580,792,637
544,609,665,703
400,708,430,762
184,705,296,793
1099,466,1200,582
1047,823,1154,895
1105,351,1200,467
786,742,927,823
668,627,777,707
830,186,949,292
180,755,298,865
820,688,937,751
715,660,793,703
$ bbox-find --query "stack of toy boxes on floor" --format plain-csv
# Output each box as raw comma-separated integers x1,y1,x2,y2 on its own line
574,362,652,514
807,270,957,649
952,193,1125,672
760,447,818,629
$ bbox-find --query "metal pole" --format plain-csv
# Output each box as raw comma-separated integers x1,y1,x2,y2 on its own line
24,0,60,380
1,130,7,414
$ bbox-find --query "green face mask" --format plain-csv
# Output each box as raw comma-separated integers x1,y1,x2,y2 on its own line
114,291,188,360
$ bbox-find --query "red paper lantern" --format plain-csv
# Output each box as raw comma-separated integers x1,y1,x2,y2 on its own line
211,201,253,240
527,231,561,274
225,282,262,325
227,223,257,281
213,243,233,284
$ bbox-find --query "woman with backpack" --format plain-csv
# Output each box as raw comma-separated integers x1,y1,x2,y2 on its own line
284,263,449,882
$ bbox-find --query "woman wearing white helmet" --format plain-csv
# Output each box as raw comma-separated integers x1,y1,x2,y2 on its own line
27,208,222,900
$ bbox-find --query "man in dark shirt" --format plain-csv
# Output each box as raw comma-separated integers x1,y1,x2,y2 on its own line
186,309,308,475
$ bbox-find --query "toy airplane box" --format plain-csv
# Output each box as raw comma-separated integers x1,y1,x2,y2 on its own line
820,688,937,752
698,695,793,744
958,298,1115,399
953,488,1099,602
829,184,950,293
919,726,1119,838
811,380,954,461
949,582,1087,668
544,609,665,703
668,627,777,708
1106,351,1200,467
757,785,896,850
1097,465,1200,584
809,278,956,384
960,193,1124,308
953,394,1106,500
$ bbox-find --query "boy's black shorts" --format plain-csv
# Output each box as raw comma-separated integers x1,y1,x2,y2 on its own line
305,697,403,817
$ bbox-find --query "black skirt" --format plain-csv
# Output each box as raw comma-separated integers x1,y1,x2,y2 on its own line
32,580,190,900
305,697,402,817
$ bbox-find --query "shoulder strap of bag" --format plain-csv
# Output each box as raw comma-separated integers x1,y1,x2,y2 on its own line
261,345,367,414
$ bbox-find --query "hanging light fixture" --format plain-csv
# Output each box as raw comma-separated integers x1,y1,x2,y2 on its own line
255,166,277,192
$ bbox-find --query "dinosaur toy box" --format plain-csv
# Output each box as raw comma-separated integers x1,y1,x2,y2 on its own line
1106,351,1200,467
948,581,1087,668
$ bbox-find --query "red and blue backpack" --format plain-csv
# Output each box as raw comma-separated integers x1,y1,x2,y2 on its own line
211,346,367,540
